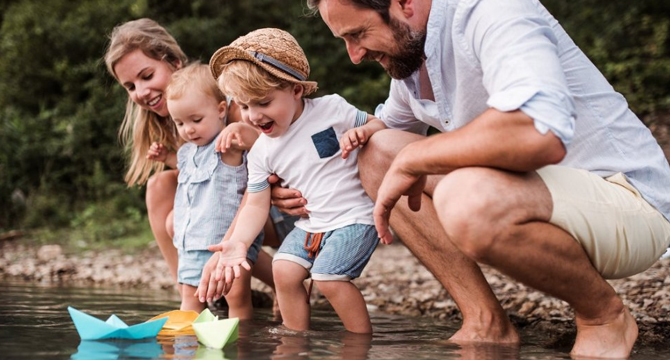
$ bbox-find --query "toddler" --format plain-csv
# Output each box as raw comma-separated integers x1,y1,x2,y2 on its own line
151,63,263,317
207,28,387,333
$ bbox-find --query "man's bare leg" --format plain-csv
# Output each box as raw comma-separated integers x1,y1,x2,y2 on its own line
359,129,518,344
432,167,637,358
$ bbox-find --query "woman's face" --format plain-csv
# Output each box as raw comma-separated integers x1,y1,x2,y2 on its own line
114,49,178,117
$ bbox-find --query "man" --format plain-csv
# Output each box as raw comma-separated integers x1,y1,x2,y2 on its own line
284,0,670,358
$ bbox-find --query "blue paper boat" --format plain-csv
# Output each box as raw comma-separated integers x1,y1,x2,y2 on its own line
68,306,168,340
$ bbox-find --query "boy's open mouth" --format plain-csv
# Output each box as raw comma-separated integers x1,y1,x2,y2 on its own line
259,121,274,132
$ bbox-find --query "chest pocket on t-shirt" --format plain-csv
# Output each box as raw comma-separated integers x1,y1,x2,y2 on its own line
311,127,339,159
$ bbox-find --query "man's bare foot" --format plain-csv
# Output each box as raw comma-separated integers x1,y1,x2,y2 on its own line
571,307,638,359
448,320,520,344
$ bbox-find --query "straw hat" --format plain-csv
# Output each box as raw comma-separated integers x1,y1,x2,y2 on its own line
210,28,318,95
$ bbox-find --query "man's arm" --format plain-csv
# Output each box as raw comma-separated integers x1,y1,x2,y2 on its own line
373,108,565,243
398,109,565,175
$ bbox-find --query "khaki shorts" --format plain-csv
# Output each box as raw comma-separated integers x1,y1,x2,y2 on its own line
537,165,670,279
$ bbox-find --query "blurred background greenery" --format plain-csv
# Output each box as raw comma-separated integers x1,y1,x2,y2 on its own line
1,0,669,249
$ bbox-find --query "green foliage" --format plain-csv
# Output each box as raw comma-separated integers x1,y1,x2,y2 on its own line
543,0,670,116
0,0,668,243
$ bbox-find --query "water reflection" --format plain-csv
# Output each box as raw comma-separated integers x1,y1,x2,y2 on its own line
72,339,165,359
1,279,666,359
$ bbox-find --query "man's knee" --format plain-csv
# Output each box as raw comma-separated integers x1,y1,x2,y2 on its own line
359,129,425,199
433,168,503,261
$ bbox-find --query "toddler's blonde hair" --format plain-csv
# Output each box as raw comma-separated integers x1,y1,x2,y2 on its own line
167,63,226,104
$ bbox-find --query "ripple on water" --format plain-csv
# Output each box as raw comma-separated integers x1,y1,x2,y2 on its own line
1,279,668,359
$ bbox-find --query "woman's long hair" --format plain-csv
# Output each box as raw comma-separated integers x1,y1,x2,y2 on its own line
104,18,188,186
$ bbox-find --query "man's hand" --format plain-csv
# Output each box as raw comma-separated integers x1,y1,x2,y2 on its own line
373,150,427,245
268,174,309,217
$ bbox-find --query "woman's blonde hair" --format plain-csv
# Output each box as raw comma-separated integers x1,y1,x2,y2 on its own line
217,60,294,104
104,18,188,186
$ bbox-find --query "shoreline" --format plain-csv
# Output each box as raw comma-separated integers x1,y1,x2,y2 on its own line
2,239,669,346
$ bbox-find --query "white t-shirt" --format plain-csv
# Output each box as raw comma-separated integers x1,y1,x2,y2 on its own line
247,94,374,233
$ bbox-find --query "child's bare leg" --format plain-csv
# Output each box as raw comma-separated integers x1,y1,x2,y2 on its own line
316,280,371,333
274,260,310,330
181,284,206,312
224,265,254,320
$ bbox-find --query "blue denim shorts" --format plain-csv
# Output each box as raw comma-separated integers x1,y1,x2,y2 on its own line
273,224,378,281
177,233,264,287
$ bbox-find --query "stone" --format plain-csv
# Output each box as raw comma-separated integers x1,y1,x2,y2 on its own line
37,245,62,262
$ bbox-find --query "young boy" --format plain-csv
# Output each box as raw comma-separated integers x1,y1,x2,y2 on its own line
205,28,387,334
150,63,264,317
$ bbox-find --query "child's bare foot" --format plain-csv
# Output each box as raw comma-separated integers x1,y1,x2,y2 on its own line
571,307,638,359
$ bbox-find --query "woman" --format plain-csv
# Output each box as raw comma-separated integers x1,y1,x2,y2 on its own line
103,18,288,296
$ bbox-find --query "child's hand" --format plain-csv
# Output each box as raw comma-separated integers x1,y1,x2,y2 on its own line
205,239,251,297
216,123,258,152
340,127,371,159
146,142,169,163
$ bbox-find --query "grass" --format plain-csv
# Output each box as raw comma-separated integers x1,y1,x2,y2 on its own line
24,219,156,255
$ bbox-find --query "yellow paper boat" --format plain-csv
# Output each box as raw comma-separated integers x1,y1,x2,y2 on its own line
148,310,199,335
192,309,239,349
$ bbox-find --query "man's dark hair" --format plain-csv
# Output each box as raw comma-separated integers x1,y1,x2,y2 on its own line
306,0,391,23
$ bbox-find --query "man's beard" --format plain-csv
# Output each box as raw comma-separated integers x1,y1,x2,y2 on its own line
369,17,426,79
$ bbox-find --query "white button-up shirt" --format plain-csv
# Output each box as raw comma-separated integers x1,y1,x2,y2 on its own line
377,0,670,220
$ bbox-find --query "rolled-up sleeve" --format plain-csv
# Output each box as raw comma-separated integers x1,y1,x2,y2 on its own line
463,0,576,146
246,145,270,193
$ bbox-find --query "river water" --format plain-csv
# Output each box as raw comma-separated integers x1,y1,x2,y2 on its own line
0,279,666,359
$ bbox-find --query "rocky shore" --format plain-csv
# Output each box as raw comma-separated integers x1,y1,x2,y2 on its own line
2,239,670,347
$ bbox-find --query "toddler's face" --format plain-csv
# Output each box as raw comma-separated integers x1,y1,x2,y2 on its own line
235,85,303,138
114,49,176,117
168,89,225,146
